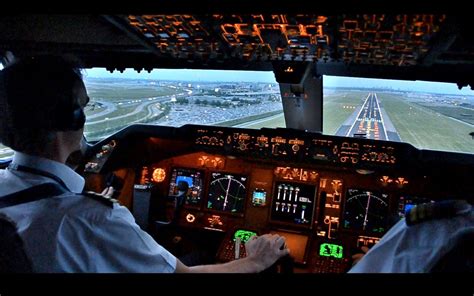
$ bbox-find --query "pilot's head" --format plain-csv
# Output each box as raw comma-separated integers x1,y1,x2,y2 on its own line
0,55,88,159
177,181,189,195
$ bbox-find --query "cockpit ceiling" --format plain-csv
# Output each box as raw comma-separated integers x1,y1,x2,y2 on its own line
125,14,445,66
1,14,473,86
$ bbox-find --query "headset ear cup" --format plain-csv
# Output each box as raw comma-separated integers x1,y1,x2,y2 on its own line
71,108,86,131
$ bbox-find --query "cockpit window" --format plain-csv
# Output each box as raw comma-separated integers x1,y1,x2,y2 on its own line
2,67,281,159
82,68,283,141
323,75,474,154
3,68,472,160
0,145,12,160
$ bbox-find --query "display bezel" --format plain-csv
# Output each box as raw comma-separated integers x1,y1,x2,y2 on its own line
168,167,205,208
342,188,390,235
205,171,249,216
269,181,317,228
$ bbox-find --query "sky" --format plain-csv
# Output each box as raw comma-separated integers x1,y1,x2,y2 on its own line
82,67,472,96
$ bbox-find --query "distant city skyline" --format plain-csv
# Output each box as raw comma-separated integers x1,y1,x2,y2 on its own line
84,67,471,96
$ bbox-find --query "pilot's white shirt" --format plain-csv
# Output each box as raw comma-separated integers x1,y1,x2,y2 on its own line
0,151,177,273
349,206,473,273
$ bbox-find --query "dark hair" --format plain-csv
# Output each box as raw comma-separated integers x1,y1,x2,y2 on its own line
177,181,189,192
0,55,84,153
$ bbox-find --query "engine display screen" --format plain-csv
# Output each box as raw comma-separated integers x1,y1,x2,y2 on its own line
207,172,248,214
342,188,389,234
271,182,316,225
168,168,204,206
251,188,267,206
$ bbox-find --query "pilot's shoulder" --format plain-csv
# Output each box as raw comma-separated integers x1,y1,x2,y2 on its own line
82,190,119,208
406,200,472,226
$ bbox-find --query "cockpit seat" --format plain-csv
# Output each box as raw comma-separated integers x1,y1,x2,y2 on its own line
430,228,474,272
0,213,33,273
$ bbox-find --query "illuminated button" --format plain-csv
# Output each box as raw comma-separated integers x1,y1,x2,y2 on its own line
152,168,166,183
85,162,98,170
186,213,196,223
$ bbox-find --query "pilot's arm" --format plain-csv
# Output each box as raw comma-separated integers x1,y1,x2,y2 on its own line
175,234,289,273
58,200,176,272
349,202,473,273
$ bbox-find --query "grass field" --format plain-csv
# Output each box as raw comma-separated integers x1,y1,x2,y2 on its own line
84,108,152,135
238,92,365,134
241,113,286,129
377,93,474,153
85,105,138,123
84,81,180,101
237,90,474,154
83,104,107,116
2,85,473,159
84,105,171,140
218,110,284,127
322,92,365,134
416,104,474,125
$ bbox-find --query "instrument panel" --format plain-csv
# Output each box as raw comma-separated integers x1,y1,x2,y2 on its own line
193,126,404,169
85,124,474,273
133,153,420,273
135,153,415,272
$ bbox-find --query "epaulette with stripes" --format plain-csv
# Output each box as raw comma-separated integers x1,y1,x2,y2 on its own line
82,191,119,208
406,200,471,226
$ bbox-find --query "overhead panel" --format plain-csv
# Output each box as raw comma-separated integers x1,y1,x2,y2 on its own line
125,14,447,66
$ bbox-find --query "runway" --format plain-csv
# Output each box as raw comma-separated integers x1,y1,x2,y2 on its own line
336,93,401,141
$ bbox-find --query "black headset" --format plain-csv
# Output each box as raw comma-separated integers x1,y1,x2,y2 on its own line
71,106,86,131
54,101,86,131
0,57,87,132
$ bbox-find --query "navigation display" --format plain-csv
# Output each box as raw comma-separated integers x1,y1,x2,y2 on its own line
271,182,316,225
342,188,389,234
207,172,248,214
168,168,204,206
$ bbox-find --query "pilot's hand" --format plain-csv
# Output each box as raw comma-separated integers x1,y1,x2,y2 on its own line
100,186,115,198
351,246,369,266
245,234,290,271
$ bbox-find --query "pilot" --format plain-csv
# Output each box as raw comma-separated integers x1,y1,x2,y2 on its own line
171,180,190,227
176,181,189,208
349,199,473,272
0,55,289,272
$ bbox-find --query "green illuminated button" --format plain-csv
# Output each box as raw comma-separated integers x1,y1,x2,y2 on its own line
233,230,257,243
319,243,343,259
